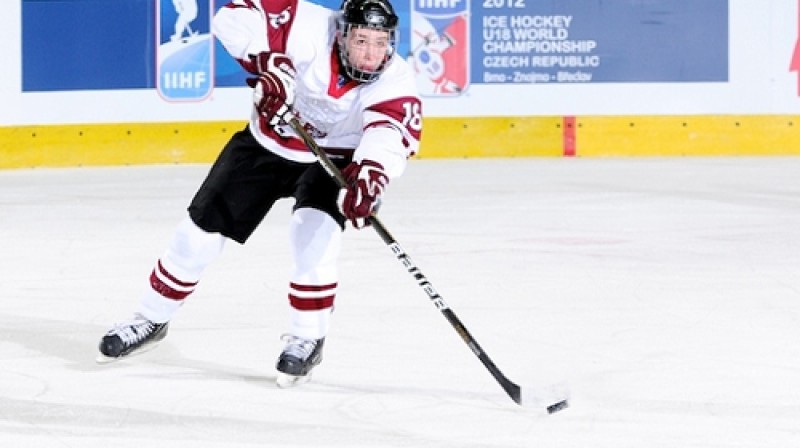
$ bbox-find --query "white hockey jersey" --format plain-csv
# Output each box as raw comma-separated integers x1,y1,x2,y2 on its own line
212,0,423,178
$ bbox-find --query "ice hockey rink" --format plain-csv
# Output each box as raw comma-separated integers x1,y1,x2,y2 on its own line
1,157,799,447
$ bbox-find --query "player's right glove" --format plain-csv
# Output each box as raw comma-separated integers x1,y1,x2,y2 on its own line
246,52,296,127
340,159,388,229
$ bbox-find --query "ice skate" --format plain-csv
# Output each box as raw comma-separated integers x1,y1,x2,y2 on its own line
275,335,324,388
96,314,169,364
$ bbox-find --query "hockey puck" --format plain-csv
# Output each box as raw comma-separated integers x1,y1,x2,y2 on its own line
546,399,569,414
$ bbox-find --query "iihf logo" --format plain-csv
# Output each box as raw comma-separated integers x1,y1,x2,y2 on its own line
157,0,214,101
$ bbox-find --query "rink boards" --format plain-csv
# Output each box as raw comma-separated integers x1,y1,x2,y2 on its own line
2,115,800,168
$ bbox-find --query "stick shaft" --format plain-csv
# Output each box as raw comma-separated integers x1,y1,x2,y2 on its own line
288,118,523,404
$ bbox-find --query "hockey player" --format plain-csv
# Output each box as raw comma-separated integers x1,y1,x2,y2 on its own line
97,0,423,386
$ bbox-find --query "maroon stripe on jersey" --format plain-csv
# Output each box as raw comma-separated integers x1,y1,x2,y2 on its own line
364,120,396,130
149,260,197,301
366,97,423,141
255,118,312,153
289,294,335,310
258,0,298,53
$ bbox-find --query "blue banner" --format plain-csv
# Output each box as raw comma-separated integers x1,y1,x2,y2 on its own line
471,0,728,85
22,0,158,91
21,0,727,93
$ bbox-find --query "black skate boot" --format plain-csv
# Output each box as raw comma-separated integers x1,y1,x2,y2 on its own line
97,314,169,363
275,335,324,387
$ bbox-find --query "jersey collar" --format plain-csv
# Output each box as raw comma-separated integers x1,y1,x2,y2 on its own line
328,45,360,98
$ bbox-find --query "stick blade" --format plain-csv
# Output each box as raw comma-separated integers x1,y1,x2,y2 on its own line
518,382,571,414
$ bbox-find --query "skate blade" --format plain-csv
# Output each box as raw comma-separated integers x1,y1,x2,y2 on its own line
95,353,120,364
95,340,163,365
276,372,312,388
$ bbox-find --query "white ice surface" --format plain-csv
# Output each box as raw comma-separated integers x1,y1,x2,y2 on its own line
1,158,800,447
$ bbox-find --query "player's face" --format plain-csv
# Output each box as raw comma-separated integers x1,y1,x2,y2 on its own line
345,27,391,72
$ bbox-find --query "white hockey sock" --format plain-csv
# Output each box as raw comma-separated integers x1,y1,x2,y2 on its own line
138,215,225,323
286,208,342,340
289,308,333,341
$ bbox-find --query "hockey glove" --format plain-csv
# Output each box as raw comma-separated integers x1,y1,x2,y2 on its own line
247,52,296,127
340,159,388,229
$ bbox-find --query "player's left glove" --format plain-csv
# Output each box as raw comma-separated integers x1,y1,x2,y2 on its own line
246,52,296,128
340,159,388,229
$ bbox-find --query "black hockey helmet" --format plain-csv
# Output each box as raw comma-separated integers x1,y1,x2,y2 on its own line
336,0,399,83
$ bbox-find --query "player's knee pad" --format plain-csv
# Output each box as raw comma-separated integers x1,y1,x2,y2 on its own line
289,207,342,284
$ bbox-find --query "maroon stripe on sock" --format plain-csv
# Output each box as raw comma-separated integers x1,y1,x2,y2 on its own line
156,260,197,288
289,282,337,292
289,294,335,311
149,260,197,301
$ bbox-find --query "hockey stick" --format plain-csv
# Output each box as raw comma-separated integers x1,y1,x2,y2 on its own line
289,118,568,414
